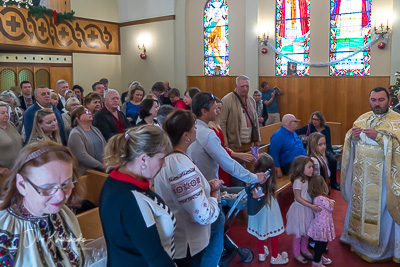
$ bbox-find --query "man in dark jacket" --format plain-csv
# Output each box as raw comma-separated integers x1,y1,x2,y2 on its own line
93,89,130,140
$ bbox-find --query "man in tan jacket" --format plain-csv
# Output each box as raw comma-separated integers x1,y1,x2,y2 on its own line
220,75,260,152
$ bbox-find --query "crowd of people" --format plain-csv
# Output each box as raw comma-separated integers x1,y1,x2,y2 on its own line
0,76,398,266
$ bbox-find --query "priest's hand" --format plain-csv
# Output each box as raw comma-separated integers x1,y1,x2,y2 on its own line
351,127,362,138
363,128,378,140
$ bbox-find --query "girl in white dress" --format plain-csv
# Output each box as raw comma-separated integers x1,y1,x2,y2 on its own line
286,156,321,264
247,153,289,264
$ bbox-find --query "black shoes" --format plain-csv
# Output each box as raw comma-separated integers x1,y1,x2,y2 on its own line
331,183,341,191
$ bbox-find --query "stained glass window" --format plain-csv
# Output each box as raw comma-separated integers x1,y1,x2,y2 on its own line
330,0,372,76
204,0,229,76
276,0,310,76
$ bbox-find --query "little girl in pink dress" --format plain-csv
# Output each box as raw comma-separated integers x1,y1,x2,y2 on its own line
308,175,335,267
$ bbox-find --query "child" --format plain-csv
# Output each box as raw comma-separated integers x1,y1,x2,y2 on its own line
247,153,289,264
286,156,321,264
308,132,331,189
308,175,335,266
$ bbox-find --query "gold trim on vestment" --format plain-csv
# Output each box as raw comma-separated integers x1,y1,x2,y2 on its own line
340,239,400,263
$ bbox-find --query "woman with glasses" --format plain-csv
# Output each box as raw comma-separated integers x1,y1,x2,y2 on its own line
295,111,340,191
100,125,176,266
29,108,62,144
0,141,85,266
68,106,106,175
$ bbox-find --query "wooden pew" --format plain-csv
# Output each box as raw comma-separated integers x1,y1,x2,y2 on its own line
259,122,282,145
77,207,103,243
77,169,108,243
326,121,343,146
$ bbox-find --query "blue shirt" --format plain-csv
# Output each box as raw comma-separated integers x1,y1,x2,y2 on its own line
126,101,140,125
261,89,279,113
187,119,257,184
269,126,306,167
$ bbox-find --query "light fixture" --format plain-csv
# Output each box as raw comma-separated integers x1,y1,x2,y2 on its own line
373,19,390,50
138,44,147,60
257,33,268,46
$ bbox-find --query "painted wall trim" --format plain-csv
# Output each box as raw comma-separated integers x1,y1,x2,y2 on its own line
119,15,175,27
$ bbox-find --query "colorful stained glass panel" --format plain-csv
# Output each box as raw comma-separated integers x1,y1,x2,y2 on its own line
204,0,229,76
275,0,310,76
329,0,372,76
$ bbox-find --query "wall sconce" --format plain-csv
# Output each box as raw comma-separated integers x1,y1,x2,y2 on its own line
138,44,147,59
257,33,268,46
373,19,391,49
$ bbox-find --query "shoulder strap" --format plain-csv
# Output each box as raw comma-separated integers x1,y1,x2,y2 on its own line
233,91,256,126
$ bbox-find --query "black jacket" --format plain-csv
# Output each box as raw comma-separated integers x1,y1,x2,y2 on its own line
93,107,130,141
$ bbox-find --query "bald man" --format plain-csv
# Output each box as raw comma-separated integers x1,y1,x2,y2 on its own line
269,114,306,177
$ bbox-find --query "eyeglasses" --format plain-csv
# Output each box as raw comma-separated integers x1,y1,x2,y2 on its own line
23,175,77,197
84,110,91,115
312,117,320,121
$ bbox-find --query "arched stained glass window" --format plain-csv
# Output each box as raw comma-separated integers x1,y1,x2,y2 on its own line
276,0,310,76
329,0,372,76
204,0,229,76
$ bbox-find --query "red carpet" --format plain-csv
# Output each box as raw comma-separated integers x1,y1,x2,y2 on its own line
226,175,398,266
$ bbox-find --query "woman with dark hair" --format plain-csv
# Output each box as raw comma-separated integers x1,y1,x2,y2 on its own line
154,109,221,266
99,125,175,266
295,111,340,190
29,108,62,144
183,87,200,110
72,85,84,105
68,106,106,175
137,98,160,126
122,84,145,126
0,141,85,266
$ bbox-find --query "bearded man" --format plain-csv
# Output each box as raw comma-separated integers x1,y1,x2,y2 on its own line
341,87,400,263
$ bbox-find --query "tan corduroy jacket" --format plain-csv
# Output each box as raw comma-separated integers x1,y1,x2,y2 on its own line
220,91,260,148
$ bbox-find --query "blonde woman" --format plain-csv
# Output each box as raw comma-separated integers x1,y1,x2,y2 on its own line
62,97,81,138
29,108,62,144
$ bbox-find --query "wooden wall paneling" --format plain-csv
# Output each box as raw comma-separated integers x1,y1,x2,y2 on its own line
45,0,71,13
259,76,390,141
50,67,73,90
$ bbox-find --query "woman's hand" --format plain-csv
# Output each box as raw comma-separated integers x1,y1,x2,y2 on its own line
251,187,265,199
231,152,254,162
209,179,224,192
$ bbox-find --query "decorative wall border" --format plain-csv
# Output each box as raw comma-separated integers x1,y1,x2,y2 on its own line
0,6,120,54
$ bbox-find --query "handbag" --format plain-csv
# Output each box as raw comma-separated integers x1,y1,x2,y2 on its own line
298,124,311,148
246,184,266,216
233,92,260,143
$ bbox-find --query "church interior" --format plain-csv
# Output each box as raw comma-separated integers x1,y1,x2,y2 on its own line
0,0,399,266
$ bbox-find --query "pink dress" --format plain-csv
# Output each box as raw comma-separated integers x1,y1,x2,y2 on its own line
286,178,314,238
307,196,336,242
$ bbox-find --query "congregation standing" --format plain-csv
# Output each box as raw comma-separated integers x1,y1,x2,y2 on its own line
0,76,398,267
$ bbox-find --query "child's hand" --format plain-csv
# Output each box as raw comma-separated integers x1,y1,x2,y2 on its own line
329,199,335,209
311,204,322,213
251,188,265,199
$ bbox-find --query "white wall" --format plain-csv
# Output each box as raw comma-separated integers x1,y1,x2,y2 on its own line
71,0,122,93
71,0,119,22
117,0,175,22
119,21,176,93
72,54,122,92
